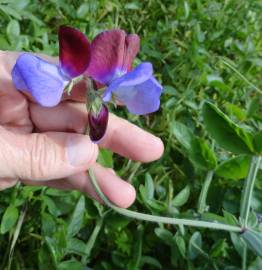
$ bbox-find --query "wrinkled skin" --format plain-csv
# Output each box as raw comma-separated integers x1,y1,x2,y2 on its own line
0,51,164,208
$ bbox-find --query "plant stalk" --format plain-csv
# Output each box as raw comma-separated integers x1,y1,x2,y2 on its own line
240,155,261,228
198,170,214,214
89,170,241,233
239,155,261,270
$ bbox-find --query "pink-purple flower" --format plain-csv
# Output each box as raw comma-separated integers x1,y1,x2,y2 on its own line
11,26,162,142
12,26,90,107
86,30,162,115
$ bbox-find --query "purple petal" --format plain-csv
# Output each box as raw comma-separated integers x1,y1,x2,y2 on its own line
88,104,109,143
87,29,140,84
122,34,140,72
59,25,91,78
109,76,162,115
12,53,69,107
103,62,153,102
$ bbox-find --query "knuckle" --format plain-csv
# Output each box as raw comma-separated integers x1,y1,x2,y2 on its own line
25,133,56,179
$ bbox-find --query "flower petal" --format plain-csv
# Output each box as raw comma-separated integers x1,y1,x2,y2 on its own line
88,104,109,143
12,53,69,107
87,29,140,84
103,62,153,102
123,34,140,72
87,30,126,84
59,25,91,78
112,76,162,115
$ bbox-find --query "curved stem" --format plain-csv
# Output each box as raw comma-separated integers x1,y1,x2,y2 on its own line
89,170,242,233
198,170,214,214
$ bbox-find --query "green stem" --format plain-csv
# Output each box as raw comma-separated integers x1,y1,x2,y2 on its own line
81,212,107,265
89,170,241,233
8,204,27,270
198,170,214,214
241,242,247,270
240,156,261,228
239,156,261,270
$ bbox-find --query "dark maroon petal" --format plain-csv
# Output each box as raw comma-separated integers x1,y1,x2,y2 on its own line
123,34,140,72
59,25,91,78
86,30,126,84
88,104,109,142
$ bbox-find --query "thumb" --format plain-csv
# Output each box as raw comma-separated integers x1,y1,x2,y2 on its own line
0,127,98,180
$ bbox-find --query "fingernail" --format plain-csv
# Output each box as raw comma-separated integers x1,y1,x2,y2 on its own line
66,135,98,167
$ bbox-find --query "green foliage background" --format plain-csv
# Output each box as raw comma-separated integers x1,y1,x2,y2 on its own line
0,0,262,269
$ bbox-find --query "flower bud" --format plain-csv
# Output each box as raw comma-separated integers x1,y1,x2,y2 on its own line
88,104,109,143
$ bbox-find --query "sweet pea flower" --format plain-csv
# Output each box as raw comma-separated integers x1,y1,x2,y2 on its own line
86,30,162,115
12,26,90,107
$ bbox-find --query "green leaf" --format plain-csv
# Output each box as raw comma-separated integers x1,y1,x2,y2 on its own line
206,74,230,92
0,5,22,19
210,239,229,258
0,205,18,234
124,3,141,10
42,212,56,236
141,256,162,269
98,149,113,168
241,230,262,258
189,138,217,170
172,121,217,170
58,260,84,270
215,155,251,180
67,195,85,238
247,98,260,118
76,3,89,18
249,257,262,270
43,195,61,217
106,212,130,231
202,102,254,154
38,246,54,270
254,130,262,154
223,210,239,225
163,85,176,96
175,235,186,258
66,238,87,256
6,19,20,39
155,228,173,245
172,121,194,150
145,173,154,200
225,103,246,121
188,232,203,260
172,185,190,207
230,232,244,256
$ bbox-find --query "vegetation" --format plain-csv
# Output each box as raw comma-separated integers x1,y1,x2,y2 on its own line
0,0,262,269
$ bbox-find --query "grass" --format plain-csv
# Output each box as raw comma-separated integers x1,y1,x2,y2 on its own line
0,0,262,269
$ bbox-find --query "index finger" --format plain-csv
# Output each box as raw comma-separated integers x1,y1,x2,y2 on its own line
30,102,164,163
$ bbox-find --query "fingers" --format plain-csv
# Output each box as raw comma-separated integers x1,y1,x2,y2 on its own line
0,178,18,191
0,88,33,133
0,126,98,180
22,163,136,208
30,102,164,162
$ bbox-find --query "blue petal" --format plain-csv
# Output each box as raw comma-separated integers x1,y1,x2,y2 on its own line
103,62,153,102
113,76,162,115
12,53,69,107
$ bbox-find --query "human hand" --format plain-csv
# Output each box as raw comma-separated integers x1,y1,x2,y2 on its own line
0,51,164,208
